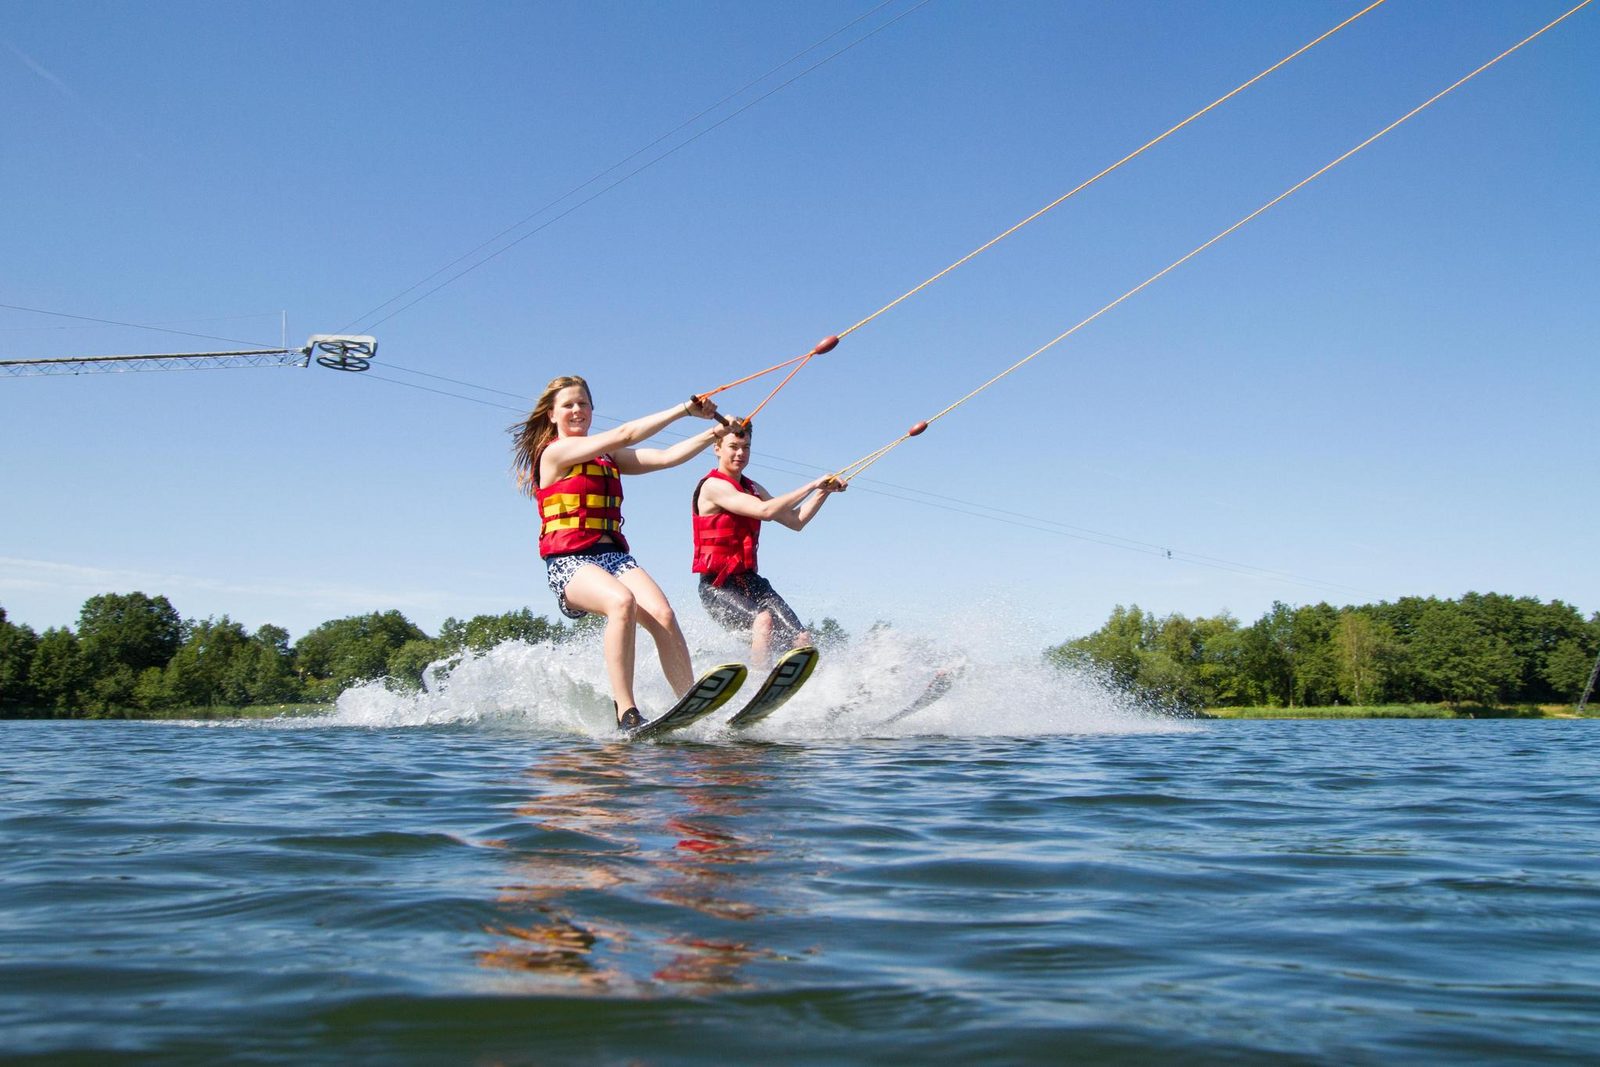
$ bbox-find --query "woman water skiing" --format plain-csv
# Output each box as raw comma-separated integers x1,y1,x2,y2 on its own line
511,375,722,730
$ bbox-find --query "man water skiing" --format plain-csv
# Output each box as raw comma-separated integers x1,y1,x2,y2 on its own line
691,423,843,667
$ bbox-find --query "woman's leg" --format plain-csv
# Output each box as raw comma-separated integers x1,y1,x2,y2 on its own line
562,566,639,718
618,566,695,697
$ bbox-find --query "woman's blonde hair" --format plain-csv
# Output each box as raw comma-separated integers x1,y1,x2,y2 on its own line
509,375,591,497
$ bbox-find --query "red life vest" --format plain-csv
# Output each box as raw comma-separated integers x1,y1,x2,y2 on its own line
536,454,628,558
692,469,761,586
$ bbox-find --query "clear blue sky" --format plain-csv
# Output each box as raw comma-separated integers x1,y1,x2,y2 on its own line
3,0,1596,645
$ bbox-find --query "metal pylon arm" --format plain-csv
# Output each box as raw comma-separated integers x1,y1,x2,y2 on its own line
0,348,307,377
0,335,377,378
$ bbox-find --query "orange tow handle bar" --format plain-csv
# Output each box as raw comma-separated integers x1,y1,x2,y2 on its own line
693,334,840,428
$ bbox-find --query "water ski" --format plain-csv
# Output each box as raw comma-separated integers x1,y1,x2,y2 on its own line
726,645,820,730
627,663,748,740
876,666,962,727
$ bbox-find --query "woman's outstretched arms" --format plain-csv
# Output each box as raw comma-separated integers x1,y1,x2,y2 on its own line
544,396,719,477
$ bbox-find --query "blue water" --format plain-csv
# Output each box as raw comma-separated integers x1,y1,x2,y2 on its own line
4,652,1599,1064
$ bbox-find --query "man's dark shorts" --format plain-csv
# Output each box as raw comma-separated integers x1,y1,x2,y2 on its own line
698,572,804,647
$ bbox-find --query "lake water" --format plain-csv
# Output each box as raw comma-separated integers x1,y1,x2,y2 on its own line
4,637,1598,1064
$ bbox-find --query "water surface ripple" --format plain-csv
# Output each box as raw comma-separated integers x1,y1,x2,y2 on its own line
2,719,1597,1064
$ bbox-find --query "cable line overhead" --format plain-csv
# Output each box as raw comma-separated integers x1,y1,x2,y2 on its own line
831,0,1594,485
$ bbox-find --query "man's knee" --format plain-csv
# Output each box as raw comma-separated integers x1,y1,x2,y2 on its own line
752,611,774,638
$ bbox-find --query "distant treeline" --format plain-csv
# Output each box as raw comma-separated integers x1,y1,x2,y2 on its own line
1049,594,1600,710
0,594,855,719
0,594,606,718
4,592,1596,718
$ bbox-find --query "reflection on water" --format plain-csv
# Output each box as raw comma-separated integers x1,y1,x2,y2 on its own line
479,743,785,993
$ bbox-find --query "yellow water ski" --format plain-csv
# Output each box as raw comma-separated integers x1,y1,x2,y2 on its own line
726,646,819,730
628,663,748,740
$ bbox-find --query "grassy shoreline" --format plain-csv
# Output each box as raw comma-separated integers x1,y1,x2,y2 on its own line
1202,703,1591,720
1,704,333,721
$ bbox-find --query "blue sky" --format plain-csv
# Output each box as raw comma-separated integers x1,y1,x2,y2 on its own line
3,0,1596,645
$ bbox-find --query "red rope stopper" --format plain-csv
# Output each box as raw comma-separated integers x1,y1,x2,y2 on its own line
811,335,840,355
908,420,929,437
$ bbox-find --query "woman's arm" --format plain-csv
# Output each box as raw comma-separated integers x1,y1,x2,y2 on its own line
615,423,721,475
543,397,717,477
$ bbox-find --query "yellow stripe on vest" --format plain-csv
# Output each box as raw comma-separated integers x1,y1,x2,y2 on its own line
559,462,613,480
542,516,621,533
542,493,622,518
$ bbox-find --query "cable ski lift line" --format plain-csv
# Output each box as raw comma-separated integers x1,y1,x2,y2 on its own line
342,0,936,336
0,310,285,334
831,0,1595,485
0,302,276,350
363,370,529,410
357,359,1372,598
380,362,531,401
694,0,1389,422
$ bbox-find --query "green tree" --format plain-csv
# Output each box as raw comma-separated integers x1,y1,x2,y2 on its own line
29,627,89,716
1410,600,1520,705
1456,592,1577,702
808,617,851,651
161,617,255,707
1193,614,1250,706
231,624,302,704
1050,604,1149,688
1522,600,1596,703
1366,596,1442,702
1291,603,1341,706
132,665,176,710
76,592,182,712
0,607,41,715
438,609,561,652
295,610,429,701
78,592,182,672
1050,605,1243,709
1146,612,1213,707
1239,602,1297,706
1332,611,1397,705
1544,638,1597,702
1540,610,1600,702
385,638,449,692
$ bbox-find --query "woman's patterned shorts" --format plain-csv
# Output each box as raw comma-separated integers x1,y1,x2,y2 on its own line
545,551,640,620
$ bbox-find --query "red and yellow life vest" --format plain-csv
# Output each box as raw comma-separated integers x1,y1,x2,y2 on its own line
536,455,628,557
692,469,761,586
